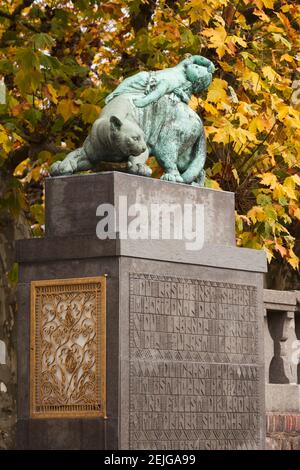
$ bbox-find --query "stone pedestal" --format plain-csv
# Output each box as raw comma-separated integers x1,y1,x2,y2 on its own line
16,172,267,449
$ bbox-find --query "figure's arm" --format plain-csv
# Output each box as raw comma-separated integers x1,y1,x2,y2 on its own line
105,72,148,103
173,87,192,103
187,55,215,73
133,80,169,108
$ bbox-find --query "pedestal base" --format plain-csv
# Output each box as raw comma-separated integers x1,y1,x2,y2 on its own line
16,172,266,449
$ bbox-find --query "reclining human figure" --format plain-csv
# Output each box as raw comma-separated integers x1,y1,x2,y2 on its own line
50,55,215,185
105,54,215,107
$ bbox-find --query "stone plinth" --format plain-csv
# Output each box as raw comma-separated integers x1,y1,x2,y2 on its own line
16,172,267,449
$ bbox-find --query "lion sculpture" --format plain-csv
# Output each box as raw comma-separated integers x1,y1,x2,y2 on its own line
50,55,215,185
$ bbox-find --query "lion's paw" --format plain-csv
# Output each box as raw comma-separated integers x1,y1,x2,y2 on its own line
49,160,73,176
137,164,152,177
49,161,62,176
128,162,152,177
161,173,183,183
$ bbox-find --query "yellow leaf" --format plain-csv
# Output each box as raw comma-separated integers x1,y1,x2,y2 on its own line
259,173,277,189
242,69,261,92
272,184,285,201
276,102,290,120
202,26,227,59
263,247,274,263
262,0,274,8
292,174,300,186
262,66,280,83
231,35,247,48
232,168,240,184
218,61,233,72
57,99,79,122
231,128,259,145
237,102,257,117
248,206,266,223
46,84,58,104
294,208,300,220
280,54,294,63
236,113,248,126
283,186,297,200
202,101,218,115
277,12,297,40
287,252,299,270
284,176,295,189
14,158,30,177
206,78,228,103
285,117,300,129
212,129,230,144
205,178,221,190
0,125,10,153
249,116,266,133
253,8,270,22
81,104,101,124
188,95,199,111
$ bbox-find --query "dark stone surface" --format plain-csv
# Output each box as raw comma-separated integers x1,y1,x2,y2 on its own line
45,172,236,246
16,172,266,449
16,237,267,273
117,239,267,272
17,257,119,450
17,418,106,449
118,258,266,450
17,283,30,420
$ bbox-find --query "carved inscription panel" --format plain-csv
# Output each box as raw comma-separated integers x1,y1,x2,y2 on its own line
129,274,261,449
30,277,106,418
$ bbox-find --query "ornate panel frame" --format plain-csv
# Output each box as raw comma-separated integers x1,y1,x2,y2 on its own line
30,276,106,419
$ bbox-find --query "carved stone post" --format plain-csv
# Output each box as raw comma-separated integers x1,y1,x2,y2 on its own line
268,311,297,384
282,312,298,384
264,309,273,383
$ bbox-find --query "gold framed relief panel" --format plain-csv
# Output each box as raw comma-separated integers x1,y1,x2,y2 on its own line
30,276,106,419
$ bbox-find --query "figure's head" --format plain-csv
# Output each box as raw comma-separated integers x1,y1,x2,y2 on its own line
185,63,213,94
110,116,147,156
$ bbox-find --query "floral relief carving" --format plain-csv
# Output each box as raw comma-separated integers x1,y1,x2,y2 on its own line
30,277,106,418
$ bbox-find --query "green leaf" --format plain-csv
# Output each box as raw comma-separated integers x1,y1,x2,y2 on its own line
16,48,40,70
31,33,55,50
40,54,61,71
264,206,278,221
15,69,42,93
278,196,288,206
0,59,14,74
23,108,42,126
257,194,272,205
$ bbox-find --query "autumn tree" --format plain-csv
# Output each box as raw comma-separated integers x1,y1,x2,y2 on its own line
0,0,300,447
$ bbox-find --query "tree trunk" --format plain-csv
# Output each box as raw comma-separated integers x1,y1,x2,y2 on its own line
0,172,30,449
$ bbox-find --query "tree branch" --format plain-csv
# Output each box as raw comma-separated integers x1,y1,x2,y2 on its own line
4,145,30,174
131,0,157,33
4,141,66,174
0,0,34,20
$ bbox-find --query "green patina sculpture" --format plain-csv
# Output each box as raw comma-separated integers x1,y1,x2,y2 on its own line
50,55,215,185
